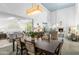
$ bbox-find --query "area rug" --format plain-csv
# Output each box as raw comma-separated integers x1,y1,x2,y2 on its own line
0,39,12,48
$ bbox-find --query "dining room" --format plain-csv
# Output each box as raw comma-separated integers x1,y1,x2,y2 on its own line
0,3,79,55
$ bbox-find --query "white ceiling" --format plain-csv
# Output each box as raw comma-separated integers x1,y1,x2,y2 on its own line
0,3,33,19
0,3,76,18
42,3,75,11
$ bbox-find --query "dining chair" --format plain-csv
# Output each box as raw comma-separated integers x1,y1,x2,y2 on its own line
7,34,16,42
16,39,22,55
16,38,27,55
42,33,50,41
25,40,43,55
55,40,63,55
70,33,76,41
51,31,58,40
7,33,17,51
25,40,36,55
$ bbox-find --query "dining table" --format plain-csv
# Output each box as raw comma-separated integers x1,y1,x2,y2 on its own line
34,39,61,54
25,38,61,54
13,36,62,54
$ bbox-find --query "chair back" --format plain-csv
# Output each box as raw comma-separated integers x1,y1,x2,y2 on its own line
51,31,58,40
42,33,50,40
16,39,21,49
25,40,35,55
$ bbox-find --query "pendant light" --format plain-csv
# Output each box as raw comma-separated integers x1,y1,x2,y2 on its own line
26,4,43,15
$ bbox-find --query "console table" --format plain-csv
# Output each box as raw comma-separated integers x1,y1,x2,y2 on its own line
0,33,7,39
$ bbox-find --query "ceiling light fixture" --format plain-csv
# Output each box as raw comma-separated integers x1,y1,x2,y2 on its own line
26,4,43,15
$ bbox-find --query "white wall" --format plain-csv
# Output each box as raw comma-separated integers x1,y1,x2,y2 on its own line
50,6,76,33
31,10,50,27
75,4,79,25
0,3,50,29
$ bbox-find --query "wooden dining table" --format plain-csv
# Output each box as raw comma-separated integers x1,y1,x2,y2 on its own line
25,38,61,54
13,37,61,54
34,39,61,54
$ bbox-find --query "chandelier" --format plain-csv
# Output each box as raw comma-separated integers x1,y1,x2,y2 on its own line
26,4,42,15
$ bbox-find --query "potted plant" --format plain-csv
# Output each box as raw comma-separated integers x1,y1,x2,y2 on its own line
28,31,37,41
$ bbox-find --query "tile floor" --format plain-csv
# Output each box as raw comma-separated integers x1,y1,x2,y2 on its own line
0,38,79,55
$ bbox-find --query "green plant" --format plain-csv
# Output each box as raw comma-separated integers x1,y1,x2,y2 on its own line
28,32,37,38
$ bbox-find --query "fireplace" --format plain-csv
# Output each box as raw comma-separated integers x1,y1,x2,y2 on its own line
58,28,63,32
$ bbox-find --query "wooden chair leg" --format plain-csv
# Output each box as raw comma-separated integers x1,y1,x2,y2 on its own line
16,47,18,55
13,39,15,52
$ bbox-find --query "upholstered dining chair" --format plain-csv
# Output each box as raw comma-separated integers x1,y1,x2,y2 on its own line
42,33,50,41
16,39,27,55
70,33,76,41
51,31,58,40
25,40,36,55
16,39,22,55
25,40,48,55
7,34,16,42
